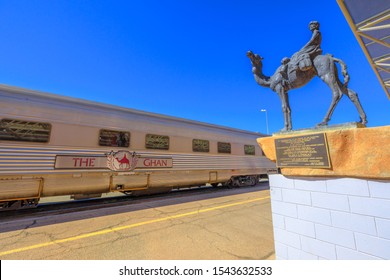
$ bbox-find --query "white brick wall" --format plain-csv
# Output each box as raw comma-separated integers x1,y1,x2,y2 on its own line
315,224,356,249
287,246,318,260
368,180,390,199
282,189,312,205
294,178,327,192
269,174,390,260
298,205,331,225
335,246,381,260
330,211,376,235
274,241,288,259
285,217,315,237
273,227,301,249
349,196,390,219
355,233,390,259
326,178,370,196
271,200,297,218
311,192,350,211
300,235,337,259
376,218,390,238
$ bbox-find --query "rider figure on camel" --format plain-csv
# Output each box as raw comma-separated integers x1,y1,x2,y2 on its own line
290,21,322,71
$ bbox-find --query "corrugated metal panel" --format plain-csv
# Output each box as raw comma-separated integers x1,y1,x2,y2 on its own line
0,144,274,175
0,144,103,174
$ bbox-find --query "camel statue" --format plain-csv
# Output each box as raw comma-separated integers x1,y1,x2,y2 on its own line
247,21,367,131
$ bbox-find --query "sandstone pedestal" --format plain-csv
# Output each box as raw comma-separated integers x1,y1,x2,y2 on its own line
258,125,390,259
258,125,390,180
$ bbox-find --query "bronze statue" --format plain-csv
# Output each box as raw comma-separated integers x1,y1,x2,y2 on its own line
247,21,367,131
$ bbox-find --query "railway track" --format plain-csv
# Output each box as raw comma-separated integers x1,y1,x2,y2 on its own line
0,182,269,233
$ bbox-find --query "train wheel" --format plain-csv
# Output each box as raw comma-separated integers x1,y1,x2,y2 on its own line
249,176,257,186
233,178,242,187
0,200,22,211
21,199,39,209
0,199,38,211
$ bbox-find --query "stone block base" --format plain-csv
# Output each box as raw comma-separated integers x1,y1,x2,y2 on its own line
270,174,390,260
258,126,390,259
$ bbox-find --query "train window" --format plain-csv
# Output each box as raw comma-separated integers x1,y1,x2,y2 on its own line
99,129,130,147
145,134,169,150
244,145,256,155
218,142,231,154
0,118,51,143
193,139,209,152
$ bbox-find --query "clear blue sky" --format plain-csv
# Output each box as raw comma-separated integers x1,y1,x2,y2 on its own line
0,0,388,134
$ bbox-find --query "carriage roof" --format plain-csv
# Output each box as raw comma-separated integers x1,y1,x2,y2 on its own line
0,84,265,139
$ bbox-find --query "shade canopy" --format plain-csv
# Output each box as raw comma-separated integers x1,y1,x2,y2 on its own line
337,0,390,99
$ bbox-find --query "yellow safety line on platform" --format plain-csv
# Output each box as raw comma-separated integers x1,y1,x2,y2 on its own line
0,196,270,257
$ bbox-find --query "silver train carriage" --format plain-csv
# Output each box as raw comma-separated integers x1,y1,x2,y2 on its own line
0,84,276,210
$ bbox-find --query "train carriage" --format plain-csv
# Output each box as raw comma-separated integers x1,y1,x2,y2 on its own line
0,84,276,210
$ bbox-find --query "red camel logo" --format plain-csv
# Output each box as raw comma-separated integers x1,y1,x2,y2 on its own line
106,151,139,171
115,153,130,169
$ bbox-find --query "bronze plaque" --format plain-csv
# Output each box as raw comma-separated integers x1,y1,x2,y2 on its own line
275,133,330,168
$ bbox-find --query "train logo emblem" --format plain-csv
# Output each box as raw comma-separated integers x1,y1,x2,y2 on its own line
106,151,139,171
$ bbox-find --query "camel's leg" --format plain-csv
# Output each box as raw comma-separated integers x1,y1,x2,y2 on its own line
318,94,341,126
277,86,292,131
317,74,343,126
284,93,292,130
345,88,367,124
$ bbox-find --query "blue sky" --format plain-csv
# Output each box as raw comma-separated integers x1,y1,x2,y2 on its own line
0,0,388,134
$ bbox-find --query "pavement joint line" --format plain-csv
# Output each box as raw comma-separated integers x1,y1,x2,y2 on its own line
0,196,270,257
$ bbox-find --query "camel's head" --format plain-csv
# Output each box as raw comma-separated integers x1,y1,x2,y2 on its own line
246,50,263,68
